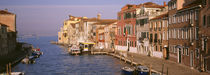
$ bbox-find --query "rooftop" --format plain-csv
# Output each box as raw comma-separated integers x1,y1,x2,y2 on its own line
178,0,202,11
150,13,168,20
92,19,117,25
0,10,14,15
142,2,166,8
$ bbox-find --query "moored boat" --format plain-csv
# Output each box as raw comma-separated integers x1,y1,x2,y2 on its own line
121,67,136,75
69,45,81,55
136,66,149,75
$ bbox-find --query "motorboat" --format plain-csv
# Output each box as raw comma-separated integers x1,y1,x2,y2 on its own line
69,45,81,55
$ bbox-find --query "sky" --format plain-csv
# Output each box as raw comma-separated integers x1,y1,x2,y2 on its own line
0,0,170,37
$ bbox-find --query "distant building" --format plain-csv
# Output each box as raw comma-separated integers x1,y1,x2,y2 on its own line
58,15,81,45
97,27,105,49
58,14,116,47
104,22,117,50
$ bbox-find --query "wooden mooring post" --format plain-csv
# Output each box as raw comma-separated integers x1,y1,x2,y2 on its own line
149,64,152,75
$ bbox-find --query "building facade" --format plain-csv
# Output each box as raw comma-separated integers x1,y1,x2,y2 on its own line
168,0,201,69
136,2,167,55
116,4,137,53
199,0,210,72
104,22,117,50
0,23,8,56
149,13,169,58
0,9,17,56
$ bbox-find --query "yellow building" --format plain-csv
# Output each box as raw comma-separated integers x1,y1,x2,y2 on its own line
58,15,81,45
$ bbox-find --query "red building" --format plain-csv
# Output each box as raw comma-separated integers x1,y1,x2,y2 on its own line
115,4,137,53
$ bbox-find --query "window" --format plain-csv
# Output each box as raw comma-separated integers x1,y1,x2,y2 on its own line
173,15,176,23
195,49,199,58
162,21,165,27
160,21,162,28
159,33,162,41
177,29,180,38
182,48,185,55
203,15,206,26
186,12,188,21
186,29,188,39
185,48,189,55
155,22,157,30
182,14,184,22
156,46,158,51
190,11,193,23
174,29,176,39
150,34,153,43
163,32,165,40
167,31,169,40
173,46,176,53
202,39,207,51
169,17,171,24
207,15,210,26
155,33,158,43
195,27,198,40
189,28,192,40
150,22,152,28
195,10,198,20
178,15,180,23
181,29,184,39
203,0,207,5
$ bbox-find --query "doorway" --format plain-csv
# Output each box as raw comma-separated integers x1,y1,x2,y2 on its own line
190,50,194,67
178,48,182,63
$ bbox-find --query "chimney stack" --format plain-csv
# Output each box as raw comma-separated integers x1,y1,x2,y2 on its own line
97,13,101,19
164,2,166,6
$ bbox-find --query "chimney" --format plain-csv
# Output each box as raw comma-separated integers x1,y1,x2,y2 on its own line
163,2,166,6
97,13,101,19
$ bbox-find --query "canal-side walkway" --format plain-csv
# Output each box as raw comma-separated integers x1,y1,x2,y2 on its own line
111,50,209,75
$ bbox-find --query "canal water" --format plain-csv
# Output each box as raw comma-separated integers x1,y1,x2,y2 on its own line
13,36,130,75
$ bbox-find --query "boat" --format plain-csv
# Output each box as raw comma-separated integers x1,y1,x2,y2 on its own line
21,56,35,64
32,48,43,58
121,67,136,75
69,45,81,55
79,42,95,54
0,72,25,75
11,72,25,75
136,66,149,75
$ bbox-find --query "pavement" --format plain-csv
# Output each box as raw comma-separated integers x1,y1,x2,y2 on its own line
113,50,209,75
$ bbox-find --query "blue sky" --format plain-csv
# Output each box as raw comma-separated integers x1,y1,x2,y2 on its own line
0,0,170,36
